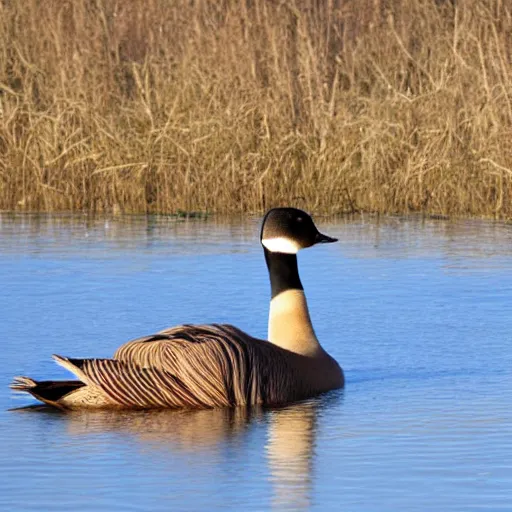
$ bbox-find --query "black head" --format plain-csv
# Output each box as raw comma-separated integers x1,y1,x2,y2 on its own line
260,207,337,254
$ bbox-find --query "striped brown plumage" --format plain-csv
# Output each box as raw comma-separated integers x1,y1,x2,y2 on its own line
13,323,321,409
111,324,302,407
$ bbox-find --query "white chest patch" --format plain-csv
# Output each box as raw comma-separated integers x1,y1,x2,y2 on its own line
262,237,300,254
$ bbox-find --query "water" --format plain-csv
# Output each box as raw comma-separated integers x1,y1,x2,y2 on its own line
1,212,511,511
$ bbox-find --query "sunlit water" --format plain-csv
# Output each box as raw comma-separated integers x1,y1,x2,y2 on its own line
1,213,511,511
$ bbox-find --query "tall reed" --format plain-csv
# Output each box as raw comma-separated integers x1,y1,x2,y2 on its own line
0,0,511,216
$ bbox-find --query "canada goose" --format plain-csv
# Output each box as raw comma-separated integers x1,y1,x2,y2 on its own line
10,207,344,409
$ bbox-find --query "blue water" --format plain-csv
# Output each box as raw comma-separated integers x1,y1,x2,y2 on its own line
1,213,511,511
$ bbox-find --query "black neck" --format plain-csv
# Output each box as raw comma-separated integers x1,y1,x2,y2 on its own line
264,248,303,299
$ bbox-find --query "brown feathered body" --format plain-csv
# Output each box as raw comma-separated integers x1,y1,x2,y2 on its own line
11,323,342,409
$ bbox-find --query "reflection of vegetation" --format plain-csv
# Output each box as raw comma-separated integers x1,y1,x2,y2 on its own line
1,1,511,217
173,210,209,220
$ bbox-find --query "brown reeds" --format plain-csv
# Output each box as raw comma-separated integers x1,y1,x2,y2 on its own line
0,0,511,216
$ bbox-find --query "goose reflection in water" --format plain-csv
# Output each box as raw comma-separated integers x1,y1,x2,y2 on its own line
63,405,262,452
265,401,318,510
14,394,341,510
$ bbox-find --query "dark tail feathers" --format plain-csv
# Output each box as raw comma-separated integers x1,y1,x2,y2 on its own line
10,376,85,405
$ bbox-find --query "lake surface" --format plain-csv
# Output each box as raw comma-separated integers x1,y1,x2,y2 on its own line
1,212,511,511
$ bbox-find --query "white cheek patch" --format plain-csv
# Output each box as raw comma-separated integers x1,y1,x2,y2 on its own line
262,237,300,254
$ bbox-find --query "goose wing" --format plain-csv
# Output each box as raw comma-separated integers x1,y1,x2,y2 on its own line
54,324,296,408
114,324,252,370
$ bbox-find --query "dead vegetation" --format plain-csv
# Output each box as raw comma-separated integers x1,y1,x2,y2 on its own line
0,0,511,216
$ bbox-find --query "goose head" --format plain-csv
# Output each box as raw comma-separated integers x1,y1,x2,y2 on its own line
260,207,337,254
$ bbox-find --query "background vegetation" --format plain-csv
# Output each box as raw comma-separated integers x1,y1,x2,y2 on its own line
0,0,511,216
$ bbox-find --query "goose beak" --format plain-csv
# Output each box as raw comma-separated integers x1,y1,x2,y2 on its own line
314,232,338,244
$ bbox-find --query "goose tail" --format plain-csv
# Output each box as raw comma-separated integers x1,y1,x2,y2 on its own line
10,376,38,393
9,357,115,409
10,376,73,409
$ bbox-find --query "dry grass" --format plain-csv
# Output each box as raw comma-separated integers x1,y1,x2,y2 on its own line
0,0,511,217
